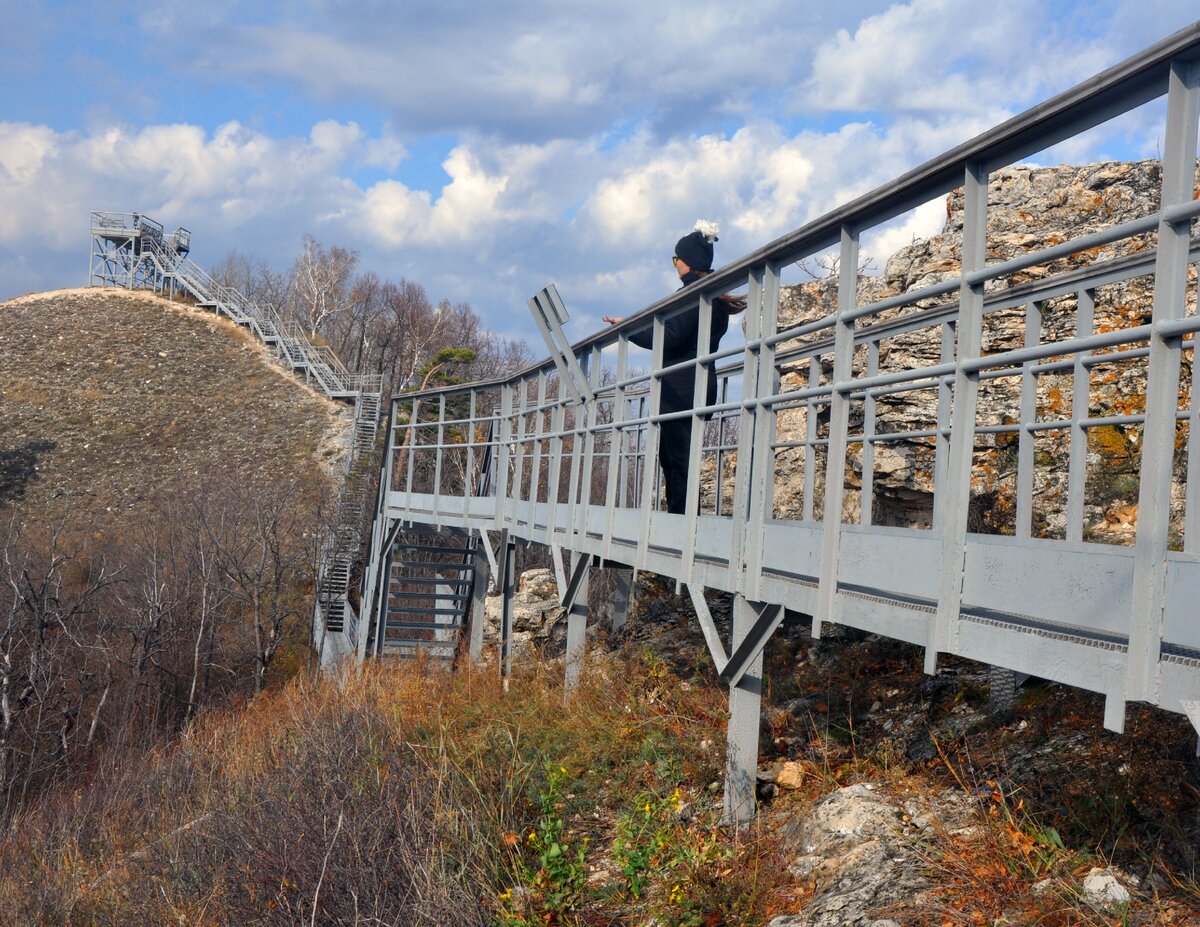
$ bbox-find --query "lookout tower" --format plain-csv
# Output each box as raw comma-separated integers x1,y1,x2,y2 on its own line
89,211,190,290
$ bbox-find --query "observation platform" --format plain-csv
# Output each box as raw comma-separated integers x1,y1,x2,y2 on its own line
353,24,1200,823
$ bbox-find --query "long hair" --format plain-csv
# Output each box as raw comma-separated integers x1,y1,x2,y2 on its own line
691,269,748,315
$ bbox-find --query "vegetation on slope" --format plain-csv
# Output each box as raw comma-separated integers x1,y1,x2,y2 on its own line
0,655,794,925
0,631,1198,926
0,287,343,820
0,288,346,535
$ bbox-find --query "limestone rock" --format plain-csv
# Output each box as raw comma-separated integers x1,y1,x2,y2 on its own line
775,761,806,790
771,782,970,927
483,568,565,658
1081,867,1132,907
768,159,1198,538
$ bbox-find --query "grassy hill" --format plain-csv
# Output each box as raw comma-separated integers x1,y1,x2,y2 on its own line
0,287,351,822
0,287,348,538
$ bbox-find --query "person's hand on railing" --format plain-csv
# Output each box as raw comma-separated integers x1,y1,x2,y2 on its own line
602,316,623,324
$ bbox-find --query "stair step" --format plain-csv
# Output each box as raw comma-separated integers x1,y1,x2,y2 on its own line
392,543,478,555
384,621,465,631
387,591,470,602
389,576,473,587
391,560,475,572
387,606,467,616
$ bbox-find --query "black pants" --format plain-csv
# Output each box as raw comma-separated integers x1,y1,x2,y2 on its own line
657,417,693,515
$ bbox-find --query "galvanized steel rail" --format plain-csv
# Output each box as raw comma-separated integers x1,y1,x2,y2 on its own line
360,25,1200,823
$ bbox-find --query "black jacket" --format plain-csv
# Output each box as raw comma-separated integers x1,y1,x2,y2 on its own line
629,271,729,415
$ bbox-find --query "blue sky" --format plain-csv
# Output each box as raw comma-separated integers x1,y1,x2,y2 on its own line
1,0,1197,347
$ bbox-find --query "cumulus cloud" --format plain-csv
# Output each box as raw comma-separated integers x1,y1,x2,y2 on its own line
3,0,1195,349
800,0,1111,117
0,120,369,255
133,0,880,141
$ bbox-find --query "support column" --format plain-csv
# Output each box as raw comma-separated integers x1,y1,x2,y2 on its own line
499,531,516,681
468,552,491,664
724,595,763,827
608,566,634,636
563,552,591,699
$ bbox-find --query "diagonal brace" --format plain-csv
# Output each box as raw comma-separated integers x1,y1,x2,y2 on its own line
559,552,592,614
527,285,595,405
687,584,729,674
719,602,783,689
477,529,499,580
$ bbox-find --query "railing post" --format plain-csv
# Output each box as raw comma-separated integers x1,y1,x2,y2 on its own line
931,160,989,673
433,393,446,528
860,341,879,526
637,314,667,569
1065,289,1095,543
526,372,548,534
495,384,515,531
724,594,763,827
803,358,820,523
603,334,631,561
511,378,532,529
573,346,604,546
932,321,955,531
1015,301,1043,540
681,293,715,585
730,268,762,588
1125,58,1200,719
739,262,781,601
815,225,860,637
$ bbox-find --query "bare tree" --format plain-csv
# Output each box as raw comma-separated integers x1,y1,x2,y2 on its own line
288,236,359,341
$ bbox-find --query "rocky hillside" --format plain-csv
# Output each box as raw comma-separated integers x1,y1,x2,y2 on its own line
0,288,350,538
773,159,1198,538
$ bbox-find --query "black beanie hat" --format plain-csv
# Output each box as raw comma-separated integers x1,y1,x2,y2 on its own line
674,220,719,272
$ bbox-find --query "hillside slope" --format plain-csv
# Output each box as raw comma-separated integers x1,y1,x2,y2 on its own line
0,287,349,535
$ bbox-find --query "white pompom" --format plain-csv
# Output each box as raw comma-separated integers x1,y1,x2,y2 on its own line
693,219,720,242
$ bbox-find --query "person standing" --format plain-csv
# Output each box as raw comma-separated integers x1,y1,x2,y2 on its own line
604,221,743,514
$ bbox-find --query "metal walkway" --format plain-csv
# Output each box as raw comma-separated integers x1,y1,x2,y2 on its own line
87,212,383,665
379,25,1199,823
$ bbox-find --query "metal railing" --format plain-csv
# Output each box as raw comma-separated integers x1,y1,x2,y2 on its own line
367,22,1200,762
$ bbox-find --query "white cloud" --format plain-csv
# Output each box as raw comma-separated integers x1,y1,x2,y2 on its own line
135,0,877,140
801,0,1111,116
3,0,1196,348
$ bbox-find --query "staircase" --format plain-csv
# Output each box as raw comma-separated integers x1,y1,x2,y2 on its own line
317,393,382,636
379,532,480,660
88,211,383,664
366,421,495,662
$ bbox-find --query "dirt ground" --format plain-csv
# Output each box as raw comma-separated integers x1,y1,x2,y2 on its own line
0,288,350,541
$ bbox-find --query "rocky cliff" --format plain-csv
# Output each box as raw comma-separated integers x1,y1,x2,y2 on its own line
771,159,1197,540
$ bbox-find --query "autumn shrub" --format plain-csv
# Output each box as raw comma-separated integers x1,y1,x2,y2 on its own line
0,649,795,926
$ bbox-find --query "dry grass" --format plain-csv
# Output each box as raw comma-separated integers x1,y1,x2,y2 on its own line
0,287,349,539
0,651,795,926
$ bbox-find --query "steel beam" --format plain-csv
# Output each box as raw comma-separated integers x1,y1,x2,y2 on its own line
468,547,491,664
563,552,592,698
724,594,764,828
499,530,516,680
